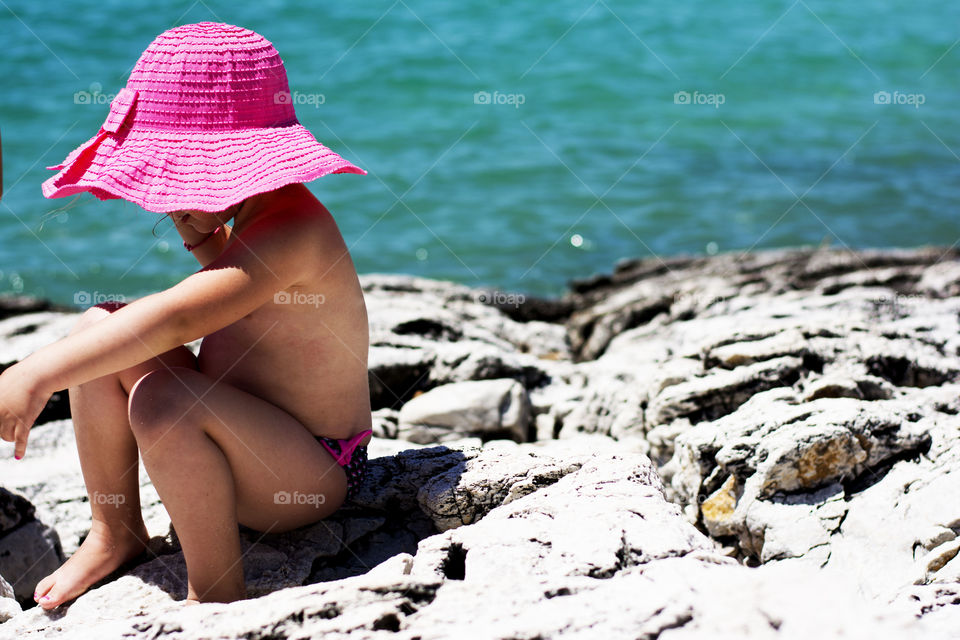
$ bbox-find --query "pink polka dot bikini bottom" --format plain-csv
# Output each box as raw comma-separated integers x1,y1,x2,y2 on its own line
315,429,372,498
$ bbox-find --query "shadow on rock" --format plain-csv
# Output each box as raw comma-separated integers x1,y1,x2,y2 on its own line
78,446,472,604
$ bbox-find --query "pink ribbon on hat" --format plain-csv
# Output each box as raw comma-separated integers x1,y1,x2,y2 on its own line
46,88,138,171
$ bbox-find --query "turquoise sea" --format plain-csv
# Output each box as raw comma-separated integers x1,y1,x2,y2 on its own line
1,0,958,304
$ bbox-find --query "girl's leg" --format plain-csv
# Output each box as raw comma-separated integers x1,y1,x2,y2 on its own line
33,304,197,609
128,367,350,604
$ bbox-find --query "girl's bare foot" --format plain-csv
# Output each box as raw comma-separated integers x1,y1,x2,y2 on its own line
33,521,149,610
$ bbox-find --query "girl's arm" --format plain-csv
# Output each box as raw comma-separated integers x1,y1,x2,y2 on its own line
2,210,319,457
28,213,312,391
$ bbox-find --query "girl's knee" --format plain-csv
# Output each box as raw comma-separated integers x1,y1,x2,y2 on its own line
128,367,204,440
70,302,127,335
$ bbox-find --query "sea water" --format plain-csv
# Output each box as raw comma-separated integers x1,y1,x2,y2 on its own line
0,0,957,304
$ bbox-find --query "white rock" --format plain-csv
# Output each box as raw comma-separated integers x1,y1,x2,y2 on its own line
0,572,21,622
397,379,531,444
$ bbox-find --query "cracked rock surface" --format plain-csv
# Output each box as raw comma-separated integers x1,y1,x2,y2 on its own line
2,246,960,638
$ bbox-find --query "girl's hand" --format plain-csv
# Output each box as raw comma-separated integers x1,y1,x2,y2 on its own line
0,364,51,460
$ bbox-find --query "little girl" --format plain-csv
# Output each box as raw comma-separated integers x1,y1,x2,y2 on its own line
0,22,372,608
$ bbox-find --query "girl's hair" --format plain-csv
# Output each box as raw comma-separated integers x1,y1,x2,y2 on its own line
37,195,84,230
42,198,243,237
38,196,172,237
152,213,172,238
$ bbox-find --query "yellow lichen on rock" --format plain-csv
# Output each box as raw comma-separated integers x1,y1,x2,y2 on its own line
701,475,739,537
795,433,867,488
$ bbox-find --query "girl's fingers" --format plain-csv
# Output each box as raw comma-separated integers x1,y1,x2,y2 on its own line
13,422,28,459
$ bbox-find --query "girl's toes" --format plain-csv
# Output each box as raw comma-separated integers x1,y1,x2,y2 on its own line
37,584,68,610
33,575,55,603
38,594,58,610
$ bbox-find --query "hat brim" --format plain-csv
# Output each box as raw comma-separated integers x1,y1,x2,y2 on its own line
42,124,365,213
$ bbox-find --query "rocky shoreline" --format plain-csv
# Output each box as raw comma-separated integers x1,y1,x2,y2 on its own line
1,245,959,638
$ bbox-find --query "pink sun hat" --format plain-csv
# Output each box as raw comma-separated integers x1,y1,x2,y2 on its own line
42,22,365,213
